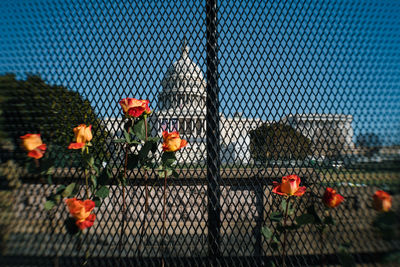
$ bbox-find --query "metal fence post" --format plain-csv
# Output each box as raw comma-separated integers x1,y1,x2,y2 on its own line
206,0,221,259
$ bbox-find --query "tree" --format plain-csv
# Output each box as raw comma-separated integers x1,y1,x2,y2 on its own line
249,122,312,161
0,74,110,165
356,133,382,157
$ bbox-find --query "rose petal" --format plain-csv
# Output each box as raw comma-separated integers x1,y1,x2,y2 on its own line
27,149,44,159
68,142,85,149
293,186,306,196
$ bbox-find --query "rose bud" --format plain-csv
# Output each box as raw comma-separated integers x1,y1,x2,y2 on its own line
65,198,96,230
20,134,47,159
272,174,306,197
68,124,92,149
373,190,392,212
119,98,151,118
323,187,344,208
162,131,187,152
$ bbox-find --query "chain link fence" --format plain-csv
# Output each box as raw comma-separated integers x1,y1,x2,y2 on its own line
1,0,399,266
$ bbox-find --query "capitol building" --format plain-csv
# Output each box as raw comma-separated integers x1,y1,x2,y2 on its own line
105,42,354,164
149,43,263,163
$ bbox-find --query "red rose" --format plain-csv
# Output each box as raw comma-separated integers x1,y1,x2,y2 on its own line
272,175,306,197
68,124,92,150
373,190,392,212
65,198,96,230
323,187,344,208
20,134,47,159
162,131,187,152
119,98,151,118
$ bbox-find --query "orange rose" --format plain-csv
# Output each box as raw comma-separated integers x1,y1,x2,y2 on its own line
272,175,306,197
20,134,47,159
119,98,151,118
322,187,344,208
68,124,92,149
65,198,96,230
373,190,392,212
162,131,187,152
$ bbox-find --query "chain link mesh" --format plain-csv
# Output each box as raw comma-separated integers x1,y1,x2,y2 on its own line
1,0,399,266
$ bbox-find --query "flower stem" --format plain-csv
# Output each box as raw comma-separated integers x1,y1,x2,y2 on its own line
144,116,149,213
162,169,168,260
83,148,89,199
163,170,167,235
120,120,132,252
282,197,290,267
140,116,149,255
84,169,89,199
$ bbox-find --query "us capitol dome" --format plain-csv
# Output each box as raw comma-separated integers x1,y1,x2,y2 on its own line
150,41,261,163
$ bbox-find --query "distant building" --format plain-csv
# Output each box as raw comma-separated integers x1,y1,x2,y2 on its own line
281,114,354,157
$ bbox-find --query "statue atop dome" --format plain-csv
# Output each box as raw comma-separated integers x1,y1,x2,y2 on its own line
180,38,190,59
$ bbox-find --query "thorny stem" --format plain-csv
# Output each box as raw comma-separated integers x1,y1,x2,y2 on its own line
320,209,329,265
162,169,168,265
282,197,290,267
140,116,149,254
84,169,89,199
120,120,132,252
83,147,89,199
144,116,149,212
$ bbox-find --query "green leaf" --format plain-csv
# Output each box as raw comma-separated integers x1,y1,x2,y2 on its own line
90,175,97,189
295,213,315,226
54,194,61,203
98,167,111,185
95,186,109,199
148,136,160,143
93,197,102,207
281,199,294,215
44,200,55,210
270,211,283,222
92,164,99,174
89,156,95,167
161,152,176,167
281,199,288,211
139,141,154,160
133,119,146,140
47,174,53,185
127,154,139,170
62,183,76,198
56,185,66,194
306,204,323,224
123,129,131,143
261,226,273,240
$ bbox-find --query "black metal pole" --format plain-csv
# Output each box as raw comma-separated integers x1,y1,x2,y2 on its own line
206,0,221,259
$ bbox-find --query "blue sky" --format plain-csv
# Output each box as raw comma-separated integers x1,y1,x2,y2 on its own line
1,0,399,144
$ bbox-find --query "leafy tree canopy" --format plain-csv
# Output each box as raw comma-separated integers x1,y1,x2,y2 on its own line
249,122,312,161
0,74,110,165
356,132,382,157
